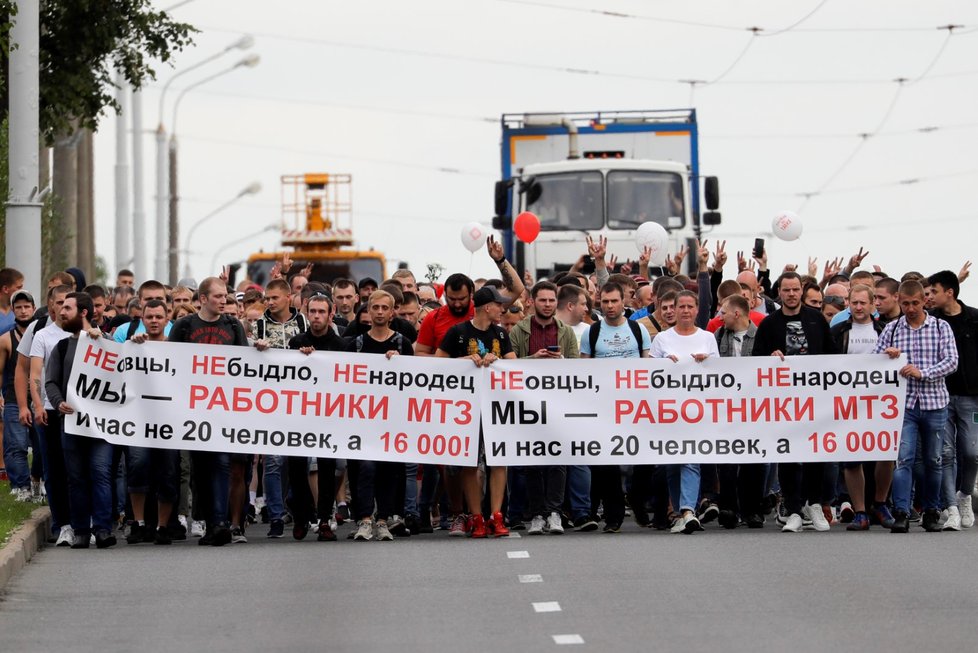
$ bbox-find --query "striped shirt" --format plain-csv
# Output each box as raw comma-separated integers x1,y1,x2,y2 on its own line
874,314,958,410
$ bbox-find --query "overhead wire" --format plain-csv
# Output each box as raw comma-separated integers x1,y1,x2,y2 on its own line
795,25,959,212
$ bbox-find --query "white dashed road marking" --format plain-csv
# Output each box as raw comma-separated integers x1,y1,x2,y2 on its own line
519,574,543,583
552,634,585,645
507,550,530,559
533,601,562,613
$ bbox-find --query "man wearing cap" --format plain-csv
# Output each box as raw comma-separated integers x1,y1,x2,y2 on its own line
436,285,517,538
0,268,25,337
1,289,36,500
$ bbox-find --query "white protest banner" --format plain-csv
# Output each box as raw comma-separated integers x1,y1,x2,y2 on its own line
65,334,481,466
481,354,908,465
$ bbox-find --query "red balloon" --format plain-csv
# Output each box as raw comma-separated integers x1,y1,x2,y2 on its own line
514,211,541,243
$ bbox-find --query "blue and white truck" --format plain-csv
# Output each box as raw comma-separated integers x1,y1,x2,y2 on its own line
492,109,720,279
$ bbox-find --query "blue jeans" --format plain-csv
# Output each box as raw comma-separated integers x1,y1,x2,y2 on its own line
2,402,31,489
893,405,946,513
565,465,591,520
262,455,286,521
942,395,978,507
667,464,701,513
404,463,419,518
61,431,115,535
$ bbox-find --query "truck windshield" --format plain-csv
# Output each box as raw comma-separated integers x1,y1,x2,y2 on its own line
526,171,603,231
607,170,684,230
247,258,384,288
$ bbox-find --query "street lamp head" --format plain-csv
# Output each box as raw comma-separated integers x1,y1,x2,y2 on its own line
232,34,255,51
237,54,261,68
239,181,262,197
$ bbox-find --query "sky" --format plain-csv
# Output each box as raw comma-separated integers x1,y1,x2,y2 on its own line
92,1,978,300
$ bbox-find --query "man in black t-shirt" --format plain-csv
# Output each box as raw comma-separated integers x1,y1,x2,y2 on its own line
287,293,348,542
169,278,248,547
436,285,516,538
753,272,838,534
346,290,413,542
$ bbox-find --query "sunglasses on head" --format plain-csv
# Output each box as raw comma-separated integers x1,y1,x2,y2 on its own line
824,295,845,308
506,306,523,314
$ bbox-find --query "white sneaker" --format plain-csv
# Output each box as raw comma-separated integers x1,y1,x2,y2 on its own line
958,491,975,529
190,520,206,538
55,525,75,547
807,503,830,531
781,513,804,533
14,487,32,502
376,521,393,541
943,505,962,531
546,512,564,534
354,520,374,541
178,515,189,530
527,515,546,535
670,514,689,534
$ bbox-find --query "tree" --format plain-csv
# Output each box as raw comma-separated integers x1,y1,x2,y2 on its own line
0,0,195,141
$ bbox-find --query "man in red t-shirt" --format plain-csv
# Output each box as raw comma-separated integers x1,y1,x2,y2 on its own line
415,235,524,356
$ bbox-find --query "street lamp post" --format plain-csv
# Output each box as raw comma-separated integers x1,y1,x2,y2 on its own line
154,34,253,282
168,53,261,284
182,181,261,279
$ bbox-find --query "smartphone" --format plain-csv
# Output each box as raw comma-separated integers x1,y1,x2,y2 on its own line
753,238,765,259
546,345,560,353
581,255,595,275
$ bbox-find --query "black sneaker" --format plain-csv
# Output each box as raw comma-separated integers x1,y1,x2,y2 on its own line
697,500,720,524
417,512,434,534
574,516,599,532
921,509,942,532
154,526,172,545
95,530,117,549
335,503,350,525
267,519,285,538
71,532,90,549
632,509,651,528
718,509,739,530
167,522,187,541
293,521,309,540
404,514,421,535
602,521,622,533
908,507,922,523
198,527,215,546
126,522,146,544
210,523,232,546
890,510,910,533
389,515,409,537
509,520,526,531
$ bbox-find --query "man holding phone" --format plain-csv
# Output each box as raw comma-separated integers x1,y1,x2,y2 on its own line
509,281,580,534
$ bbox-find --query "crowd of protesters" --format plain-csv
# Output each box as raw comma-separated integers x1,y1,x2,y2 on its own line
0,232,975,548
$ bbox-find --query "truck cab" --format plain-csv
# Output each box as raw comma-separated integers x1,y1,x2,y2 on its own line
493,110,720,279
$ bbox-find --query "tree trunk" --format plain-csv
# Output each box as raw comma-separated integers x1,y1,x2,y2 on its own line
51,129,78,272
76,128,95,279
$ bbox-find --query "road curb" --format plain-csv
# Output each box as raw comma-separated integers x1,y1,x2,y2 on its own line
0,507,51,591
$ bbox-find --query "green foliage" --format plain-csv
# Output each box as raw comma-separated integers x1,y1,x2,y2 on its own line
1,1,196,141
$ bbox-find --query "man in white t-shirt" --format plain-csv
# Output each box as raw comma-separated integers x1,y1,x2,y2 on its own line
650,290,719,535
830,284,891,531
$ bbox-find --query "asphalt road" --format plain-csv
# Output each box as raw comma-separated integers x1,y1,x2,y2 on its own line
1,518,976,653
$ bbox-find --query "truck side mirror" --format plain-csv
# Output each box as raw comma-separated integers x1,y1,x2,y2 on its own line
525,179,542,205
704,176,719,210
703,211,721,226
494,180,510,217
492,215,512,230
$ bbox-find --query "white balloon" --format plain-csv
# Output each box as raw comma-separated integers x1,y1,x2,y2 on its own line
772,210,803,241
635,221,669,266
460,221,487,252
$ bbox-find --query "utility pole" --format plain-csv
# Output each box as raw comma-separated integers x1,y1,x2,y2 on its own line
5,0,43,297
132,89,148,282
77,128,95,278
114,71,132,277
